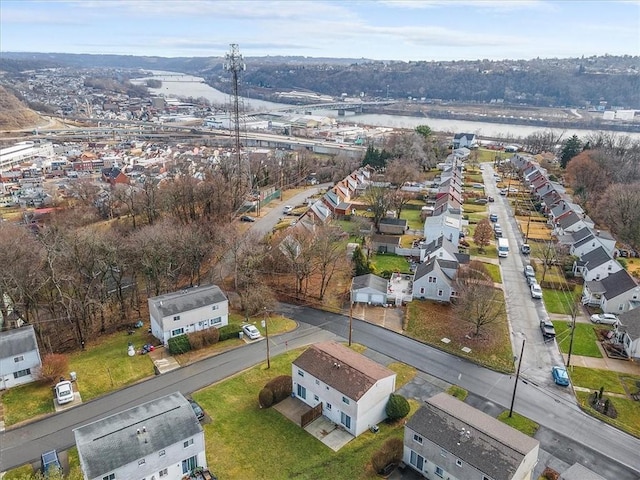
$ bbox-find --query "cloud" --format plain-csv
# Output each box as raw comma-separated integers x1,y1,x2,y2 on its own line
376,0,551,11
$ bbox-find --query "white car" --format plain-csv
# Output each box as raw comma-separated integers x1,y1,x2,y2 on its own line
55,380,74,405
242,324,261,340
590,313,619,325
283,205,293,214
530,283,543,299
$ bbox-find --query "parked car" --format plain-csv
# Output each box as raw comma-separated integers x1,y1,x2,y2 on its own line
240,215,256,222
41,450,62,477
590,313,619,325
489,213,498,222
55,380,74,405
552,366,570,386
494,228,503,238
521,243,531,255
487,196,495,202
241,324,261,340
282,205,293,214
530,283,543,299
472,183,484,189
188,399,205,421
523,265,535,280
474,198,488,205
540,319,556,339
500,188,508,195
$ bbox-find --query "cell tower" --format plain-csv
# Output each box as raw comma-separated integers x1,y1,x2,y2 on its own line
224,43,248,210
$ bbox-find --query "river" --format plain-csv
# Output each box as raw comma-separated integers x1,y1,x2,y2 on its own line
133,71,640,141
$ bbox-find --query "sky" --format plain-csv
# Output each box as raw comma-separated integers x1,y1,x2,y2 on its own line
1,0,639,61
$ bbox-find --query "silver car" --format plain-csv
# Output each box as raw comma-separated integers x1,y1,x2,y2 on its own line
590,313,619,325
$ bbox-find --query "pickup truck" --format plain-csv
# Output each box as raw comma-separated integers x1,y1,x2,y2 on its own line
540,319,556,340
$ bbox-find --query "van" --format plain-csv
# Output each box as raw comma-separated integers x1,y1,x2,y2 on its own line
521,244,531,254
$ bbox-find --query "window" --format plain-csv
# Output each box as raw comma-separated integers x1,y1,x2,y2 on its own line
297,369,304,377
420,287,425,294
456,459,462,467
198,320,208,328
409,451,424,471
173,315,181,321
183,438,194,448
437,289,443,297
103,474,115,480
211,317,222,325
340,412,351,429
297,384,306,399
342,396,350,405
158,450,165,457
326,403,332,411
212,305,219,310
138,459,146,466
182,455,197,475
413,433,423,444
428,276,436,283
13,368,31,379
14,355,24,363
315,379,320,385
435,465,444,477
159,469,168,477
171,328,184,337
440,448,446,457
314,394,319,402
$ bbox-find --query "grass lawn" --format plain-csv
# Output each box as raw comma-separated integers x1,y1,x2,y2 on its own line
192,347,418,479
567,366,633,394
405,300,514,373
469,244,498,258
2,329,156,427
575,391,640,438
399,208,423,231
462,204,487,214
371,253,410,274
543,288,579,315
476,149,511,163
497,410,539,437
481,262,502,283
446,385,468,401
553,321,603,358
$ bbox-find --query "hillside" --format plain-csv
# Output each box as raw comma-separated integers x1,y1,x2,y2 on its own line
0,85,43,131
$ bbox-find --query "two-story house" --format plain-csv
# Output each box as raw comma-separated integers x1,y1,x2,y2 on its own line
582,269,640,314
412,258,458,302
404,393,539,480
0,325,42,390
573,246,621,281
291,341,396,437
74,392,206,480
148,284,229,346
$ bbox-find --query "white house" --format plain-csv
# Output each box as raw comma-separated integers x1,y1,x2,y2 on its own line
424,213,462,245
582,269,640,314
412,258,458,302
74,392,207,480
148,284,229,346
452,133,477,149
404,393,539,480
617,308,640,360
573,246,621,281
291,341,396,437
0,325,42,390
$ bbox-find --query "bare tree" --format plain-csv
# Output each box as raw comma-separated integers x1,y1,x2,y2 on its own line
539,241,559,283
363,186,393,233
454,263,505,337
593,182,640,249
312,225,348,300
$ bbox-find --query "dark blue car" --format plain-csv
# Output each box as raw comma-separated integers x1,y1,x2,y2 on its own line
552,366,570,386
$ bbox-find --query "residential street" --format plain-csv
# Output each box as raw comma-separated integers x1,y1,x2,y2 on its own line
1,306,639,479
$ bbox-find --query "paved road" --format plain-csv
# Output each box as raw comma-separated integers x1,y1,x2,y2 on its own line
483,164,567,391
1,307,639,478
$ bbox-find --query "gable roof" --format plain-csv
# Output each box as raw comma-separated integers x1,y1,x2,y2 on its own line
351,274,388,294
293,341,395,401
557,211,582,229
407,393,538,480
74,392,202,479
581,246,612,270
148,284,227,318
619,307,640,339
572,227,594,244
600,269,639,300
414,257,457,283
379,217,407,226
0,325,38,359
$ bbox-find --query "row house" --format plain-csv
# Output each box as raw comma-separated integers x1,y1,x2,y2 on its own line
573,245,622,281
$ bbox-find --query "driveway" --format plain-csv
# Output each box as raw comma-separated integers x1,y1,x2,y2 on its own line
482,164,568,394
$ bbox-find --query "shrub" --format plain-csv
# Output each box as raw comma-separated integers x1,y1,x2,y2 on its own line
258,387,274,408
187,328,220,350
542,466,560,480
265,375,292,404
385,393,410,421
370,437,403,474
167,334,191,355
218,323,242,341
37,353,69,385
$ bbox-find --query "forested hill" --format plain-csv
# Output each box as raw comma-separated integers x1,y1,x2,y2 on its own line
1,52,638,108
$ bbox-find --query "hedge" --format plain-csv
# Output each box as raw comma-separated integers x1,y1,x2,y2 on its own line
168,334,191,355
218,323,242,341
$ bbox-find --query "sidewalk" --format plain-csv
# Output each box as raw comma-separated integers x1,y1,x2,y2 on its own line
563,353,640,375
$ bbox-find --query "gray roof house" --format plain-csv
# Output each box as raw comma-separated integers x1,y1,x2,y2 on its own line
412,258,458,302
74,392,206,480
0,325,42,390
617,308,640,360
379,217,408,235
403,393,539,480
351,274,389,305
573,245,621,281
148,284,229,346
582,269,640,314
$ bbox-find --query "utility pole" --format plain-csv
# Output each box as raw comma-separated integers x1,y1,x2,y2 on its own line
509,339,525,418
263,308,270,369
566,305,577,368
224,43,247,211
349,302,353,346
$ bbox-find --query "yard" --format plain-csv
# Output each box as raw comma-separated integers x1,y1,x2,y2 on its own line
399,208,424,231
568,366,640,395
405,300,514,373
552,321,603,358
371,253,411,274
497,411,539,437
192,346,418,479
481,262,502,283
542,286,580,315
575,391,640,439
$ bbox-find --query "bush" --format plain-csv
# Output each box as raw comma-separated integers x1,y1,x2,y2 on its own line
265,375,292,404
37,354,69,385
542,466,560,480
385,393,410,421
370,437,403,474
167,334,191,355
218,323,242,341
258,387,274,408
187,328,220,350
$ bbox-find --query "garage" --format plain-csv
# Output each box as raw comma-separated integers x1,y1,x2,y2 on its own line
350,274,389,305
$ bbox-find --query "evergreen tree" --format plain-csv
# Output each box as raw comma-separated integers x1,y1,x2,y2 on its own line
352,246,371,276
560,135,582,168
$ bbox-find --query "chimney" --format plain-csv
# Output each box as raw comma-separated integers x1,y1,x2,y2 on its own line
596,230,600,236
136,429,141,435
142,426,147,433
